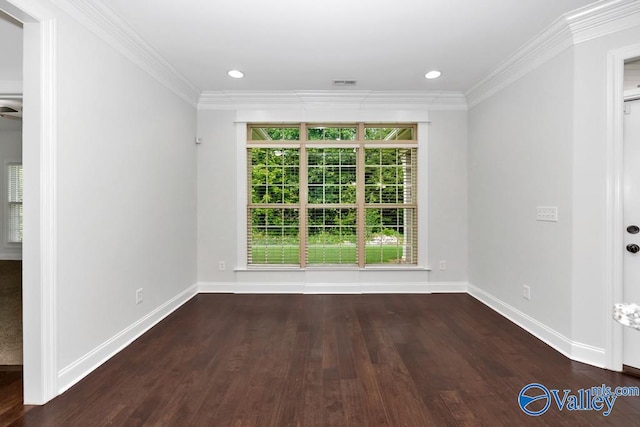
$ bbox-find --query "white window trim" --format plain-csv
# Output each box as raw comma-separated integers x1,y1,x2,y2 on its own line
235,110,429,270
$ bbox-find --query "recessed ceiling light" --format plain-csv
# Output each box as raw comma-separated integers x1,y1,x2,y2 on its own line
228,70,244,79
425,70,442,80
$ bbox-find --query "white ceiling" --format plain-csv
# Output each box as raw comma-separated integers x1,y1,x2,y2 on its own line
103,0,598,93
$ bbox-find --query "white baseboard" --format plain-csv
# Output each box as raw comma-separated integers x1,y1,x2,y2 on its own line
571,341,606,368
0,253,22,261
196,281,468,294
428,282,469,293
197,282,236,293
56,283,199,394
467,283,605,368
54,280,606,400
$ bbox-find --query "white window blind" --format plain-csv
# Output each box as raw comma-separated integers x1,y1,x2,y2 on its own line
247,124,418,267
8,163,23,243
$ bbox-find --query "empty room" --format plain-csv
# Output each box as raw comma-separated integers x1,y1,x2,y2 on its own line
2,0,640,425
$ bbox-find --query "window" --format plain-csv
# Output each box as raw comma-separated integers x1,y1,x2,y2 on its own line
247,124,417,267
7,163,23,243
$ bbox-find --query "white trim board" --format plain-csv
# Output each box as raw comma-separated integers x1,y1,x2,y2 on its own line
193,281,607,367
24,0,640,114
56,284,198,395
466,0,640,108
4,0,62,404
199,91,467,111
234,109,431,124
38,0,640,115
467,283,606,368
39,16,59,404
57,280,464,401
198,281,606,368
197,281,468,294
54,280,611,404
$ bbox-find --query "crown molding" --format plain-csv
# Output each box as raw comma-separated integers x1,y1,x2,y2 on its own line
198,91,467,111
52,0,200,106
466,0,640,108
0,81,22,95
48,0,638,111
568,0,640,44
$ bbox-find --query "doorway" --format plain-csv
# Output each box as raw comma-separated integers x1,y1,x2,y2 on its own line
0,10,23,369
0,115,23,368
622,58,640,376
607,44,640,373
0,0,57,404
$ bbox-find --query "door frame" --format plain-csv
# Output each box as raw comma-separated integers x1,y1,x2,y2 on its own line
0,0,58,404
606,42,640,371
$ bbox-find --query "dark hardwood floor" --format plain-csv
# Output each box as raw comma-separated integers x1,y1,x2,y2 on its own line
0,367,28,425
3,294,640,426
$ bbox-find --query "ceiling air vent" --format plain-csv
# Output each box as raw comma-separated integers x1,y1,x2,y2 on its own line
332,79,357,87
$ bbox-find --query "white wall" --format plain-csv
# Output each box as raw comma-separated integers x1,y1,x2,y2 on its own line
36,10,197,390
0,117,22,259
0,10,22,82
468,21,640,366
196,108,468,290
197,110,237,283
468,49,574,337
15,0,637,405
427,110,468,283
54,11,198,369
571,25,640,351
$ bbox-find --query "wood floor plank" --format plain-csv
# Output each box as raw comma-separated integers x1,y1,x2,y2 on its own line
4,294,640,426
321,367,344,426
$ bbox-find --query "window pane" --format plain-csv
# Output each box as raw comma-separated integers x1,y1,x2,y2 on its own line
307,127,357,141
365,208,416,264
364,148,416,204
8,203,22,243
307,208,357,264
364,126,414,141
249,208,300,264
8,164,22,203
7,164,23,243
249,148,299,204
250,127,300,141
307,148,357,204
246,123,419,268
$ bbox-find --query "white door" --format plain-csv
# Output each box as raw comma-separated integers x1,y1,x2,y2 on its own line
622,98,640,373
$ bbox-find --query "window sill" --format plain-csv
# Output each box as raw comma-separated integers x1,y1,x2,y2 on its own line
235,266,432,272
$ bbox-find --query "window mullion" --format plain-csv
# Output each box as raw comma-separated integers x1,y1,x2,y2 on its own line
246,123,417,268
300,123,308,268
357,123,366,268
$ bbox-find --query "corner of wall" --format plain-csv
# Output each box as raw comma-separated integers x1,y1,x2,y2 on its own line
467,283,605,368
56,283,198,395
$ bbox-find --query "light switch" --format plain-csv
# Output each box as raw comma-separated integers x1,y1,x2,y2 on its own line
536,206,558,222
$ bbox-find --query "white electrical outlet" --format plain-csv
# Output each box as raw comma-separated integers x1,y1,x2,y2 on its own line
536,206,558,222
136,288,143,305
219,261,226,271
523,285,530,300
439,260,447,271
